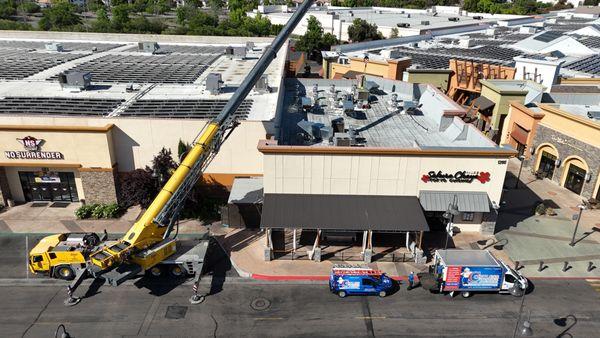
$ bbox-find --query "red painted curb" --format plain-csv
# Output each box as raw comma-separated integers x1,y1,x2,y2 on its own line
250,274,600,281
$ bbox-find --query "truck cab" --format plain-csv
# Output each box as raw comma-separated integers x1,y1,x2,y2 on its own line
28,233,100,280
329,265,393,298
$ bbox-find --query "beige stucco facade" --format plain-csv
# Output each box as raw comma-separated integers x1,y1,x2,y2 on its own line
263,153,508,206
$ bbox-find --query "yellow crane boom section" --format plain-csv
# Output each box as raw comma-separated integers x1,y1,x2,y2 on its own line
89,122,220,270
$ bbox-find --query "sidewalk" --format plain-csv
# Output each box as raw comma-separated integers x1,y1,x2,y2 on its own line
0,202,205,234
491,158,600,279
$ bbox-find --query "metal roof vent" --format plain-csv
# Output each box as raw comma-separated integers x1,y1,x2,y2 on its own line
45,42,64,52
206,73,223,95
138,41,160,54
588,111,600,120
255,74,270,93
58,71,92,90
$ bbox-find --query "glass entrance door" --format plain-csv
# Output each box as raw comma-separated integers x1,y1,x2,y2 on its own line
19,171,79,202
538,151,557,179
564,164,586,195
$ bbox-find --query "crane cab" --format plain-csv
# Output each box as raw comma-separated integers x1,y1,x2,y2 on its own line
28,233,99,279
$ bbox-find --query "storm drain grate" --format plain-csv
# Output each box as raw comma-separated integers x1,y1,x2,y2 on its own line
165,305,188,319
30,202,49,207
50,202,70,208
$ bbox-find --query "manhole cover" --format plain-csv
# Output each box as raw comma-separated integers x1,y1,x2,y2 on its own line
165,305,188,319
250,298,271,311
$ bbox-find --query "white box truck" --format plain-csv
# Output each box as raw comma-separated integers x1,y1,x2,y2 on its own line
420,249,528,298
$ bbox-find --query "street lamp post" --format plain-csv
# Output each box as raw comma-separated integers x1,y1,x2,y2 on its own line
515,155,525,189
512,286,533,337
569,204,586,247
442,195,459,251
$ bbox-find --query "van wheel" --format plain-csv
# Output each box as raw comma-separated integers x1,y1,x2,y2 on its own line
54,265,75,280
338,290,346,298
461,291,471,298
378,290,387,298
169,265,185,277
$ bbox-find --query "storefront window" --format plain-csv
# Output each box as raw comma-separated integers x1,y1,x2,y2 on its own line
18,171,79,202
462,212,474,222
538,151,557,180
564,164,586,195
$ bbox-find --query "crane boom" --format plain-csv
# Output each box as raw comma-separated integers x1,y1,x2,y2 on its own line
88,0,316,273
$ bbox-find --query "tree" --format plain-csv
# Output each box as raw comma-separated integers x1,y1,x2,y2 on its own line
390,27,398,38
119,169,157,208
19,2,40,14
111,4,130,31
208,0,225,11
347,18,383,42
0,1,17,19
295,15,339,60
91,7,111,32
177,139,190,161
39,2,82,31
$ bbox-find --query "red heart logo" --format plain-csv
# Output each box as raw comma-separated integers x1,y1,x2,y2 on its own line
477,172,491,183
421,174,430,183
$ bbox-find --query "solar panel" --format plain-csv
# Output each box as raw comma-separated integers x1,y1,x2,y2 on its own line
0,97,124,116
533,31,564,43
0,50,88,80
122,99,253,119
563,54,600,75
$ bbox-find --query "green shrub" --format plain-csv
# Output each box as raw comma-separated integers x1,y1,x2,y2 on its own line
75,203,122,219
534,203,547,215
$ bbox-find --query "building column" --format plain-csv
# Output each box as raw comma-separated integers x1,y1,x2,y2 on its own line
0,167,12,207
264,228,273,261
292,228,297,252
309,229,321,262
361,230,368,254
405,232,410,250
364,230,373,263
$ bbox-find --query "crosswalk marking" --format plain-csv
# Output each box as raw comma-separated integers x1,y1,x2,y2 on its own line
586,279,600,293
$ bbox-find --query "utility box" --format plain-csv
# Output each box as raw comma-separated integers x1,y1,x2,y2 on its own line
58,71,92,90
45,42,64,52
333,132,351,146
255,74,270,93
138,41,160,54
233,46,246,60
206,73,223,95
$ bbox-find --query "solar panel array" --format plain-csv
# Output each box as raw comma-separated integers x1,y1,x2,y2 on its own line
53,54,220,84
393,45,521,69
0,49,87,80
563,54,600,75
122,99,253,119
545,23,589,32
0,40,123,52
123,44,225,54
0,97,124,116
572,35,600,49
533,31,564,43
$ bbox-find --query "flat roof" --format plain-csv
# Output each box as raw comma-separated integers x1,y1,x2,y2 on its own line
279,77,501,150
437,249,499,267
0,34,284,121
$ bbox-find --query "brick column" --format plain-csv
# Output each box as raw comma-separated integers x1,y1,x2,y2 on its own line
0,167,12,206
79,169,118,204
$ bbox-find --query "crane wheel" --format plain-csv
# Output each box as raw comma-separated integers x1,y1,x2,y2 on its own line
54,266,75,280
148,266,162,277
169,265,185,277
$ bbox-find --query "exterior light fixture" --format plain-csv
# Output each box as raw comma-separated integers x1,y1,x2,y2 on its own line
555,159,561,167
529,146,535,155
585,172,592,183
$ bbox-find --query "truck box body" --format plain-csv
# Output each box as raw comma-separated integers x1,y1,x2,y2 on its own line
435,250,505,292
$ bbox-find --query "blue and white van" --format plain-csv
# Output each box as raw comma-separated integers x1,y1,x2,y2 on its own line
329,265,393,298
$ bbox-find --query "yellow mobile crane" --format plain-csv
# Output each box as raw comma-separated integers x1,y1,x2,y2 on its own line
28,0,316,306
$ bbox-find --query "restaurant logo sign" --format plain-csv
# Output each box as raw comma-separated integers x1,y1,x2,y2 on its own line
5,136,64,160
421,171,491,184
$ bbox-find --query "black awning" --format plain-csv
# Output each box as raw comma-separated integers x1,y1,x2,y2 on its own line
472,95,495,114
261,194,429,232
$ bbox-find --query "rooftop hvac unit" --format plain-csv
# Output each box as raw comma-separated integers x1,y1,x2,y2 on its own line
58,71,92,90
421,20,430,26
206,73,223,95
300,96,312,108
397,23,410,28
255,74,270,93
331,117,345,133
357,89,370,101
138,41,160,54
232,46,246,59
246,41,255,51
588,111,600,120
473,15,483,20
333,132,351,146
448,17,460,22
45,42,64,52
400,13,411,18
342,93,354,112
297,120,330,141
225,46,234,55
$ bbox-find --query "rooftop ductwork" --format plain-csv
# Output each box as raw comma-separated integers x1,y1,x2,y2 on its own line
206,73,223,95
58,71,92,90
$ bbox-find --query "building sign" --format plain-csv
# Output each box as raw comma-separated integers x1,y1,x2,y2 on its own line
421,171,491,184
5,136,64,160
34,172,61,183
